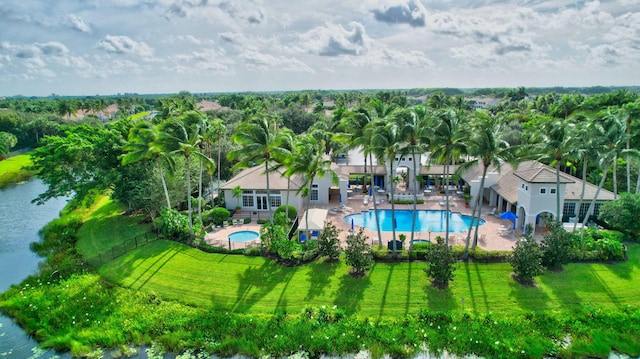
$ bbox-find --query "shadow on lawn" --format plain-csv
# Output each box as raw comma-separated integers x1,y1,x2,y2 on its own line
232,260,296,313
508,280,551,312
333,264,372,314
461,262,490,312
305,260,339,301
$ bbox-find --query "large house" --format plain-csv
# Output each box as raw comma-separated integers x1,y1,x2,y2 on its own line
222,149,615,231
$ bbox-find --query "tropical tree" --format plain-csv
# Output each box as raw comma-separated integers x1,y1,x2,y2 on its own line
159,111,214,234
530,116,578,221
205,117,226,207
429,108,468,244
228,112,289,221
288,135,338,240
121,120,174,209
400,105,431,250
457,111,513,256
371,117,403,257
0,131,18,159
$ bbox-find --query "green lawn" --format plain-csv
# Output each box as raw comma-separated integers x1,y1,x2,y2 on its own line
0,153,35,188
80,193,640,319
76,195,151,258
100,239,640,318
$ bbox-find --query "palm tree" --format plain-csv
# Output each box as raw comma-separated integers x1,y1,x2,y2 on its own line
429,108,468,245
288,135,338,239
400,105,431,250
580,110,627,231
206,118,227,206
121,120,174,209
530,116,578,221
0,132,18,160
456,111,513,256
228,112,289,222
160,111,213,234
371,118,403,257
600,107,631,199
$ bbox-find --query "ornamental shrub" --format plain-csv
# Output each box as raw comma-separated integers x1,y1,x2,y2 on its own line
509,225,544,286
317,222,342,261
275,205,298,223
344,228,372,276
155,208,190,241
204,207,230,226
540,220,572,270
425,236,456,289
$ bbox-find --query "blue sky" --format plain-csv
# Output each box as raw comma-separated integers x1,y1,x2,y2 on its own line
1,0,639,96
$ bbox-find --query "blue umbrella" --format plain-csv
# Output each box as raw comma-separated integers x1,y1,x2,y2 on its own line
339,193,342,203
369,187,373,196
356,177,359,185
499,211,518,229
426,177,431,189
351,218,354,231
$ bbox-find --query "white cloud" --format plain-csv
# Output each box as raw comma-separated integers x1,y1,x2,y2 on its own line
371,0,428,27
64,14,91,33
239,50,314,73
97,35,154,58
300,22,369,56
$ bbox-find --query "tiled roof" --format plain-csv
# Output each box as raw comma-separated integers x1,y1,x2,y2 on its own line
460,160,614,203
221,165,305,191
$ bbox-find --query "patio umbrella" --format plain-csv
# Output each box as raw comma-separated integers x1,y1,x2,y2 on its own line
351,218,354,231
426,177,431,188
499,211,518,229
355,177,359,185
339,193,342,203
369,187,373,196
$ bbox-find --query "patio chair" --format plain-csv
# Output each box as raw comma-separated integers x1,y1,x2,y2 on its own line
479,234,486,244
363,197,369,205
311,230,319,240
488,207,497,215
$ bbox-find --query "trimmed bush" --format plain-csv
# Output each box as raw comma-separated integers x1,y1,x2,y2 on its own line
425,236,457,289
204,207,231,226
345,228,373,276
275,205,298,223
317,222,342,261
509,225,543,286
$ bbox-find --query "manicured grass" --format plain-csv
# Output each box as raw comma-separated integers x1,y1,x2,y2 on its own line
76,195,151,259
100,239,640,318
0,153,36,188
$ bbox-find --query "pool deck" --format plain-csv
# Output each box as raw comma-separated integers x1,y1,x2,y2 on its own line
205,190,544,251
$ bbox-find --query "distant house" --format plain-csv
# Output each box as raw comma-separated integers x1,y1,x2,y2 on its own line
196,100,224,112
465,97,500,109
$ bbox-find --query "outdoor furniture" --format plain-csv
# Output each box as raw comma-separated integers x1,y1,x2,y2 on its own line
479,234,486,244
363,197,369,205
311,230,319,240
488,207,497,215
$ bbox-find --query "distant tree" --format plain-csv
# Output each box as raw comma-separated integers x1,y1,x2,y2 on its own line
509,225,544,286
425,236,456,289
599,193,640,238
0,132,18,159
344,228,372,277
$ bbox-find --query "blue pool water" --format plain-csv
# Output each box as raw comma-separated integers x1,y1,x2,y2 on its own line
344,209,484,233
228,230,259,242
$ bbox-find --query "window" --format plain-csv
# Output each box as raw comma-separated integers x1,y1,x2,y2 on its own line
242,195,254,207
525,185,528,191
270,195,281,208
563,202,576,218
311,184,318,201
550,188,556,194
521,184,525,189
540,188,547,194
242,190,253,194
579,202,602,218
255,190,268,194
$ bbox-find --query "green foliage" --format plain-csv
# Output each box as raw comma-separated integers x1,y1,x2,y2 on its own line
425,236,456,288
570,228,626,261
274,204,297,223
0,131,18,158
509,225,544,285
271,238,302,261
259,220,287,251
205,207,231,225
541,220,573,270
0,153,36,188
316,222,342,260
599,193,640,239
344,228,372,276
390,199,425,204
155,208,190,241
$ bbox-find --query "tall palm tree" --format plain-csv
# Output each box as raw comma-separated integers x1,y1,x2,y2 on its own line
456,111,513,256
371,118,403,257
430,108,468,245
568,114,599,232
121,120,174,209
530,116,578,221
228,112,289,222
400,105,431,250
288,135,338,239
600,107,631,199
206,118,227,206
580,110,627,231
160,111,213,234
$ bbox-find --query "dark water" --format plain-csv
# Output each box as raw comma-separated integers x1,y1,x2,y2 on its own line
0,180,70,358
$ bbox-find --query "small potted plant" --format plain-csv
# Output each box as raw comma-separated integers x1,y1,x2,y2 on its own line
463,193,471,208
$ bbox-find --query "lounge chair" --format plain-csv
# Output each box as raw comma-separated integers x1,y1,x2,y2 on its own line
479,234,486,244
311,230,319,240
488,207,497,215
363,197,369,205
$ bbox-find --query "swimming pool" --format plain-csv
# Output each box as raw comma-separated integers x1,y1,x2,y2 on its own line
228,230,260,242
344,209,484,233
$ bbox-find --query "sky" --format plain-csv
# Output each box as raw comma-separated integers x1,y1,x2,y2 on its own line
1,0,639,97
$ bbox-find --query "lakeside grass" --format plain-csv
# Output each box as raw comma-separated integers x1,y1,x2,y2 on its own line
0,153,36,188
76,195,151,258
100,239,640,317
